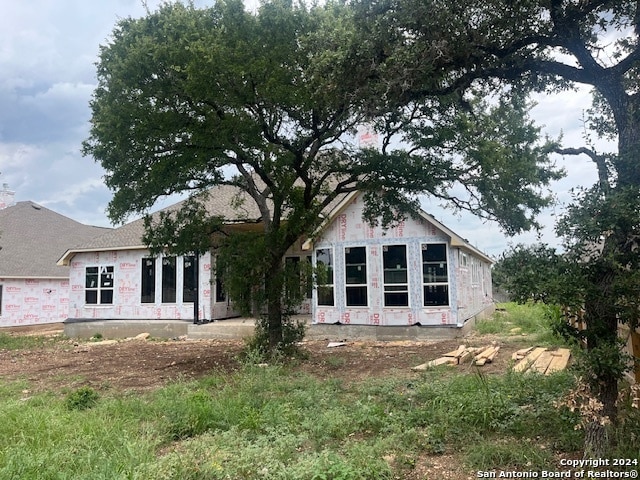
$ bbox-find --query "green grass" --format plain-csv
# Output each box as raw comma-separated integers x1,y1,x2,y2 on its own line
476,302,568,345
0,332,65,351
0,363,587,479
0,303,636,478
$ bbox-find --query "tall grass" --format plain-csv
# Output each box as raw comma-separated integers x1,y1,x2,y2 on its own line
476,301,567,345
5,303,633,478
0,360,589,479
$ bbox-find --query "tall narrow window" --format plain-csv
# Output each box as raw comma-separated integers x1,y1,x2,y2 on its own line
383,245,408,306
285,256,301,300
215,276,226,303
305,256,313,299
141,258,156,303
0,285,3,315
85,266,114,305
316,248,334,306
345,246,367,306
162,257,177,303
422,244,449,306
183,255,197,303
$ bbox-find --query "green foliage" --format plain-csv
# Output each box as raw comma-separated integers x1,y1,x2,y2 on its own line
244,315,307,360
464,440,553,471
7,340,640,479
492,244,581,305
84,0,564,354
476,302,570,346
65,386,100,411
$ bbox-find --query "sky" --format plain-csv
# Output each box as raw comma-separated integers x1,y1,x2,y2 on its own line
0,0,611,258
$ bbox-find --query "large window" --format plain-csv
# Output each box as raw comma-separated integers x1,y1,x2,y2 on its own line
345,246,367,306
383,245,408,306
162,257,177,303
141,258,156,303
85,266,114,305
183,255,197,303
316,248,334,306
421,244,449,306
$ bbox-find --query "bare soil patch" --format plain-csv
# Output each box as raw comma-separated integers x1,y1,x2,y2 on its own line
0,327,523,393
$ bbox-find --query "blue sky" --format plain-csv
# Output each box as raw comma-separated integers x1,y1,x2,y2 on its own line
0,0,608,257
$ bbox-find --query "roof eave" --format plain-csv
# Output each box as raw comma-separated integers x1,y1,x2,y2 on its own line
57,245,148,266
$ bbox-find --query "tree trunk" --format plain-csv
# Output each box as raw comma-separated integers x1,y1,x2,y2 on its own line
265,249,285,351
581,247,619,456
583,421,608,459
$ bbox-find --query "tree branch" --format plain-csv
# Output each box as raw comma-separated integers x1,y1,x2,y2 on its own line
554,146,610,191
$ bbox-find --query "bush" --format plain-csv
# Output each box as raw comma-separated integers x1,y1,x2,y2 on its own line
244,314,306,360
65,386,99,411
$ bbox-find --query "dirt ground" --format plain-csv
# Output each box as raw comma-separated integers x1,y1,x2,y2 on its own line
0,325,546,480
0,324,520,393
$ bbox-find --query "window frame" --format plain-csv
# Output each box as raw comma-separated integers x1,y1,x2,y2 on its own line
345,246,368,307
183,255,197,303
421,243,449,307
161,256,177,304
141,257,156,304
382,244,409,307
315,248,334,306
85,265,114,305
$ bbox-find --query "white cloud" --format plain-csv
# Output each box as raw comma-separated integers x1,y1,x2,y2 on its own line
0,0,619,255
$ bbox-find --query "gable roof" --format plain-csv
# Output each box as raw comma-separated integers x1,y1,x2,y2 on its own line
57,184,492,265
0,201,110,278
303,191,494,264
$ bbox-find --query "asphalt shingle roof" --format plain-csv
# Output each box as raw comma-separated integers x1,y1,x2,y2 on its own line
74,185,263,251
0,201,110,278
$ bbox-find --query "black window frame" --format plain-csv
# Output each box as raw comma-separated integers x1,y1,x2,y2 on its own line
421,243,449,307
141,257,156,304
183,255,197,303
383,244,409,307
85,265,114,305
315,248,334,306
161,256,177,304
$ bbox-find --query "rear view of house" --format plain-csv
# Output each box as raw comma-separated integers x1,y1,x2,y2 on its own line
57,187,494,336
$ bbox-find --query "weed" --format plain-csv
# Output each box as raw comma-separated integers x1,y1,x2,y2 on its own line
477,302,569,346
65,386,99,411
325,355,346,369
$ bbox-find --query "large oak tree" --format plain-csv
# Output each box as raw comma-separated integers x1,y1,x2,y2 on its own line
365,0,640,454
84,0,559,353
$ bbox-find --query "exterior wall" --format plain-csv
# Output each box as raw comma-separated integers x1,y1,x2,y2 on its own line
0,277,69,327
67,250,213,322
453,248,494,323
311,196,493,327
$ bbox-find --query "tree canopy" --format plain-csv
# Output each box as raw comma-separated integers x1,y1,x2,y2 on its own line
83,0,560,352
372,0,640,455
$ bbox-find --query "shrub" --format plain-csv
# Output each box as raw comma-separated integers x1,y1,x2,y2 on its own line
65,386,99,411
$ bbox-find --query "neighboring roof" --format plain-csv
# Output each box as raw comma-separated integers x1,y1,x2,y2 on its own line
0,201,110,278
